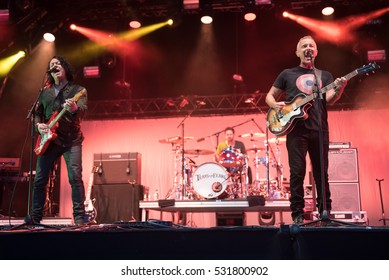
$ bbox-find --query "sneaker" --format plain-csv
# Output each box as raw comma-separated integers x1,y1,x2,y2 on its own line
293,215,304,224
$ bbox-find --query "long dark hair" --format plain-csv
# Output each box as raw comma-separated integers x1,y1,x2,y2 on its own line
46,56,74,85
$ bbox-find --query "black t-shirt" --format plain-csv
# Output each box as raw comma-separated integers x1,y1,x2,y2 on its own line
273,66,334,132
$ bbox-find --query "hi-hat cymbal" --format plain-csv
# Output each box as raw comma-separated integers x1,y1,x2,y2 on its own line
267,137,286,144
239,132,266,138
184,149,213,155
159,136,194,144
247,147,263,153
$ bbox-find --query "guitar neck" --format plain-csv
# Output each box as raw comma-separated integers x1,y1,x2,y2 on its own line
295,69,358,108
47,89,86,129
319,69,357,94
48,107,67,129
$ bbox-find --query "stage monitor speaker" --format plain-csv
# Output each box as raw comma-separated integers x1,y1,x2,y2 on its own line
328,148,359,183
329,182,361,211
91,184,144,224
93,152,141,185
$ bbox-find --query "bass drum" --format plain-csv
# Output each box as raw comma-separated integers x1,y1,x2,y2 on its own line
192,162,229,199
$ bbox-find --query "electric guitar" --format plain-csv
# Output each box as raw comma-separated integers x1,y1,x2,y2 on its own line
266,62,380,136
34,89,86,155
84,166,98,223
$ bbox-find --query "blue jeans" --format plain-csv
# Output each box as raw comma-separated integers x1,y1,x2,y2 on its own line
286,127,332,219
31,143,85,222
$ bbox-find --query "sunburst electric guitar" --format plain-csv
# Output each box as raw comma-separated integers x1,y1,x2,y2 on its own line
84,166,98,223
34,89,86,155
266,62,380,136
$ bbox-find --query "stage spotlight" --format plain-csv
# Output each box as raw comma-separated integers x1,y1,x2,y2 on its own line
0,9,9,22
83,66,100,78
244,12,256,21
70,24,77,30
43,32,55,42
101,53,116,68
367,50,386,62
129,20,141,29
201,15,213,24
200,0,213,24
167,19,174,26
322,6,334,16
244,0,257,22
282,11,289,18
0,50,26,76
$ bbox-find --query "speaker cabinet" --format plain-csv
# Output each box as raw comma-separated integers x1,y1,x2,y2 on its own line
328,149,359,182
330,182,361,211
91,184,144,223
93,152,141,185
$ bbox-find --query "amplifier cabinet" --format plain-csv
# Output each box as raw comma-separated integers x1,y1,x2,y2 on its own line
330,182,361,211
328,148,359,183
93,152,141,185
91,184,144,223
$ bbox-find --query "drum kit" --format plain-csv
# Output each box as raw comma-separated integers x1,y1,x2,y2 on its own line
158,132,289,201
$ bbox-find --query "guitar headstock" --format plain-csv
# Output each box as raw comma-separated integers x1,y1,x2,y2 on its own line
357,62,381,76
73,88,87,102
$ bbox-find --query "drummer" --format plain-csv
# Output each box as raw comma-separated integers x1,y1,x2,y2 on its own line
215,127,247,164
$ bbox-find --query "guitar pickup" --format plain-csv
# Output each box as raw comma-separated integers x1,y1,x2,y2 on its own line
276,110,283,120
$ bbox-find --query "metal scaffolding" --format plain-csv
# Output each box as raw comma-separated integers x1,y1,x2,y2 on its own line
85,88,372,120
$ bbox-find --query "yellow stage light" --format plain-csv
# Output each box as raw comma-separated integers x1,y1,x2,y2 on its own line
0,50,26,76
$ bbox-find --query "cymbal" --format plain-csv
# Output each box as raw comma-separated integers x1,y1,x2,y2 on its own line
267,137,286,144
159,136,194,144
247,147,263,153
184,149,213,155
239,132,266,138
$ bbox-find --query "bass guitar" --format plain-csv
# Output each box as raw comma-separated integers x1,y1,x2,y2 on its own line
34,89,86,155
266,62,380,136
84,166,98,223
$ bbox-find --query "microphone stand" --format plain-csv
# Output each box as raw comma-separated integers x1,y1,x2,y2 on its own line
10,76,61,230
177,102,205,200
247,99,276,198
175,102,204,225
24,86,45,220
197,119,253,149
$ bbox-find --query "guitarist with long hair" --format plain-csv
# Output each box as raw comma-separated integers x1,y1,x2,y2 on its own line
265,36,348,224
25,56,88,226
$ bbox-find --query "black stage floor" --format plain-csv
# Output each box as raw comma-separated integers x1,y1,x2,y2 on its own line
1,220,389,260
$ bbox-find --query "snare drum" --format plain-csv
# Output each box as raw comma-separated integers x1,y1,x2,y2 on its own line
219,147,245,168
193,162,229,199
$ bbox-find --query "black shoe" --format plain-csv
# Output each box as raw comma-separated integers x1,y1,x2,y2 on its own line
24,215,41,225
74,216,87,226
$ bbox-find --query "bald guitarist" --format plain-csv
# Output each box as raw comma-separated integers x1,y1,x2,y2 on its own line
265,36,348,225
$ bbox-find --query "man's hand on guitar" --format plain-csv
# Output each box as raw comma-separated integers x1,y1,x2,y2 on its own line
37,123,49,134
64,98,78,113
273,101,286,110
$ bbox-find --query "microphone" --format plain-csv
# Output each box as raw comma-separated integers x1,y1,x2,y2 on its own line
197,137,205,142
304,49,314,58
47,67,60,74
